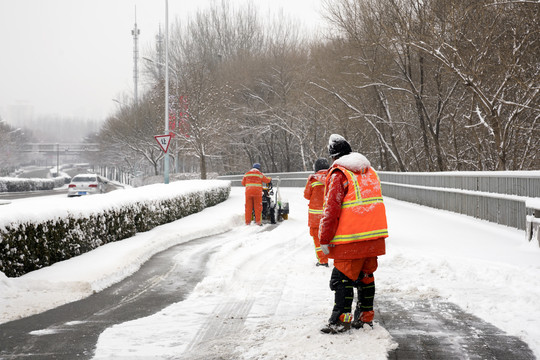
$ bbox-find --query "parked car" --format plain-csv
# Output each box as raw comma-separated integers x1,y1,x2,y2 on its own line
67,174,108,197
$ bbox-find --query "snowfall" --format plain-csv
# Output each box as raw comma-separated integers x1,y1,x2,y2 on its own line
1,181,540,359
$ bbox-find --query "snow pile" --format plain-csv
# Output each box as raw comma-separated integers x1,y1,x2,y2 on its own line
526,197,540,210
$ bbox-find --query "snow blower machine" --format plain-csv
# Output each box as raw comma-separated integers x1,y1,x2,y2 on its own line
261,178,289,224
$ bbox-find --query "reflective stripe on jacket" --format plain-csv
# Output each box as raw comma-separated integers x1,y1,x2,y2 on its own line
326,165,388,245
241,168,271,194
303,170,328,228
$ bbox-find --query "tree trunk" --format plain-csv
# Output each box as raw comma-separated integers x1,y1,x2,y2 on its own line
200,154,207,179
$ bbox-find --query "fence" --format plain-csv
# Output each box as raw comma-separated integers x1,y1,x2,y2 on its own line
378,171,540,230
218,172,311,188
218,170,540,232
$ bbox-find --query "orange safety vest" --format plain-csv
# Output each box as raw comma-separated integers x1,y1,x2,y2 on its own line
325,166,388,245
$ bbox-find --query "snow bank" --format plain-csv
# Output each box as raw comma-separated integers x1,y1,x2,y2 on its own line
0,180,230,277
0,176,65,192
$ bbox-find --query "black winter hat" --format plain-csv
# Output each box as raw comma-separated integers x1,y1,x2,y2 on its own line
314,158,329,172
328,134,352,159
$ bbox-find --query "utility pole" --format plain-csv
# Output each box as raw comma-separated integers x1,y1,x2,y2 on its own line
164,0,170,184
131,6,140,105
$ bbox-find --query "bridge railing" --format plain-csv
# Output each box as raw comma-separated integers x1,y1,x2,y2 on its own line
378,171,540,231
218,172,311,188
218,170,540,233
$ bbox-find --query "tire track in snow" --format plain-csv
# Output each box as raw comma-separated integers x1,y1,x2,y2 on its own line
181,223,305,358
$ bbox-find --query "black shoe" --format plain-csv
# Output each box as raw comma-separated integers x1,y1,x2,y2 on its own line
352,309,374,329
320,321,351,334
316,262,329,267
351,320,373,329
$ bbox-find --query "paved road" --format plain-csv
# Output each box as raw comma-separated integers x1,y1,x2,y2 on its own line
0,182,123,201
0,188,68,201
379,295,535,359
0,234,225,359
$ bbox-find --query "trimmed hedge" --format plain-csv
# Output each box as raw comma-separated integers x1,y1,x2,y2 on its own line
0,177,66,192
0,181,230,277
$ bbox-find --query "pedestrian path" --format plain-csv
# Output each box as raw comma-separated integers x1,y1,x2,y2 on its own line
377,295,535,359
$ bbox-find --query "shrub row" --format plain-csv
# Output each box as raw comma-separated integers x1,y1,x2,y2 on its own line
0,176,67,192
0,181,231,277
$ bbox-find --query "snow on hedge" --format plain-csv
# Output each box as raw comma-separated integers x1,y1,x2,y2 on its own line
0,180,231,277
0,176,66,192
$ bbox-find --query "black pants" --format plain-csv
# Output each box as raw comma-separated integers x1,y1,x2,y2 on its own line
328,267,354,323
354,272,375,318
328,267,375,323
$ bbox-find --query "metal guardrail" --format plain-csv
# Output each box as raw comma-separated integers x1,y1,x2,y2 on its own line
379,181,528,229
378,172,540,231
379,171,540,198
218,170,540,232
218,172,311,188
22,143,100,153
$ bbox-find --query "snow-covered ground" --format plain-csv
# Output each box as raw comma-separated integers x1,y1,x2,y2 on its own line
1,184,539,359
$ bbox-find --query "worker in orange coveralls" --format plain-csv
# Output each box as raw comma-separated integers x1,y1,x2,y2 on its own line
319,134,388,334
303,158,330,267
241,163,271,225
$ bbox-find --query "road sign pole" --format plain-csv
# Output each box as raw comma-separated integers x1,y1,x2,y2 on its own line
163,0,170,184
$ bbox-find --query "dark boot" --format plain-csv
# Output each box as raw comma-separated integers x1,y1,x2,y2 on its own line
351,308,374,329
321,312,352,334
352,272,375,329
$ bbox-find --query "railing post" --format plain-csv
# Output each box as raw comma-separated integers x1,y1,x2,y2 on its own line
525,204,540,247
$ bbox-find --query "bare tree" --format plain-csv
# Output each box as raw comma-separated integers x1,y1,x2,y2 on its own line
95,0,538,176
98,93,164,176
165,1,266,178
0,119,28,175
410,0,540,170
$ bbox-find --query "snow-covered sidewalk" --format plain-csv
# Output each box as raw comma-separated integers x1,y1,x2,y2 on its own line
1,186,539,359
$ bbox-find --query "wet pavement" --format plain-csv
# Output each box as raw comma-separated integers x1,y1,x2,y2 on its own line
0,235,223,360
378,295,535,359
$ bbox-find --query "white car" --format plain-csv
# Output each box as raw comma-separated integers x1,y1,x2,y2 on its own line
67,174,107,197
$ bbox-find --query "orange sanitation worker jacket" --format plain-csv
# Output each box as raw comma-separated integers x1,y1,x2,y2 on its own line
303,169,328,228
242,167,271,225
241,168,271,195
319,152,387,261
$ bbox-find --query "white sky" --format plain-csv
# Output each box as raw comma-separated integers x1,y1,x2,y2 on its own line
0,0,327,124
